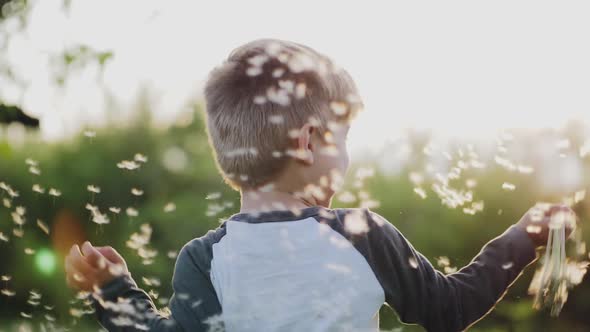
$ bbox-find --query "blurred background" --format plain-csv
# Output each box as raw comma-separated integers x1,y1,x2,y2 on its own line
1,0,590,331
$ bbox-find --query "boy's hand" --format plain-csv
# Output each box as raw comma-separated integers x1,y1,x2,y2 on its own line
516,203,577,247
64,242,129,292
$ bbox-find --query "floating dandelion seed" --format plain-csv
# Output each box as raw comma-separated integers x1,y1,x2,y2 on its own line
167,251,178,259
13,228,24,237
1,275,11,281
83,130,96,138
29,166,41,175
134,153,148,163
408,257,419,269
2,198,10,208
0,232,8,242
414,187,427,199
502,182,516,191
25,158,38,167
163,203,176,213
337,191,356,204
131,188,144,196
206,192,221,200
24,248,35,255
126,207,139,217
1,289,16,297
87,185,101,194
109,207,121,214
37,219,50,235
32,184,45,194
329,101,348,116
253,96,267,105
117,160,141,170
574,190,586,204
502,262,514,270
48,188,61,197
436,256,450,268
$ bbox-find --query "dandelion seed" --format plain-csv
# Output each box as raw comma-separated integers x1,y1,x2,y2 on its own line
87,185,101,194
502,182,516,191
44,314,56,322
409,172,424,185
344,210,369,235
2,198,10,208
1,275,11,281
29,166,41,175
268,115,284,124
444,266,457,274
414,187,427,199
24,248,35,255
13,228,24,237
126,207,139,217
134,153,148,163
337,191,356,204
295,83,306,99
517,165,535,174
330,101,348,116
92,211,110,225
48,188,61,197
167,251,178,259
253,96,267,105
37,219,50,235
163,203,176,213
272,68,285,78
109,207,121,214
266,86,290,106
20,312,32,318
25,158,38,167
246,66,263,76
1,289,16,296
0,232,8,242
83,130,96,138
117,160,141,170
574,190,586,204
437,256,450,267
206,192,221,200
502,262,514,270
408,257,419,269
131,188,144,196
32,184,45,194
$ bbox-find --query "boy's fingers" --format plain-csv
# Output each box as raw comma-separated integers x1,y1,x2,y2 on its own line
69,245,98,277
81,242,107,269
95,246,124,265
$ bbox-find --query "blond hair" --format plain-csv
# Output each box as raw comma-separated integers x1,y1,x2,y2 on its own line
204,39,362,190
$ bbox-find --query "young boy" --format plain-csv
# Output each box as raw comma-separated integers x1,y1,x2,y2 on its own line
65,39,575,332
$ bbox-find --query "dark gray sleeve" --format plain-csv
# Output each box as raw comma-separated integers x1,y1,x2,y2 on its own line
363,210,537,332
94,235,223,332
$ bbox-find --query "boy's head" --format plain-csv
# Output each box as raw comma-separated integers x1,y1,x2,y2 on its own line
204,39,363,204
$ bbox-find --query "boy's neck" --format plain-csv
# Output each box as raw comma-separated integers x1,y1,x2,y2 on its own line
239,190,323,214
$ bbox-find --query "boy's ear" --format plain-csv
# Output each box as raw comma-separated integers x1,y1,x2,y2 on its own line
295,123,314,165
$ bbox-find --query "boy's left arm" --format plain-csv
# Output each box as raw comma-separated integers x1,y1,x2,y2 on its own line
66,242,222,332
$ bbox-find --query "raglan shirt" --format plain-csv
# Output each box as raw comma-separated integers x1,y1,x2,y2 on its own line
92,207,537,332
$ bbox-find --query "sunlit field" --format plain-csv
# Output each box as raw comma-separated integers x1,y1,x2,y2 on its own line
1,1,590,332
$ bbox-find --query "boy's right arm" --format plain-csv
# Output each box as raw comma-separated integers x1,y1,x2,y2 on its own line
362,209,547,332
91,240,222,332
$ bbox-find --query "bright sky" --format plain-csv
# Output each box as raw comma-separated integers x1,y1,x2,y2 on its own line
2,0,590,151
